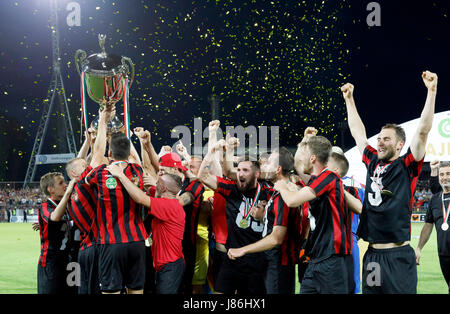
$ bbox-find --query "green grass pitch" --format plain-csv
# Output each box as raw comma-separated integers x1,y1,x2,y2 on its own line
0,222,447,294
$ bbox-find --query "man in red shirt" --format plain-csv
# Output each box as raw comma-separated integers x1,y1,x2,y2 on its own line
107,163,186,294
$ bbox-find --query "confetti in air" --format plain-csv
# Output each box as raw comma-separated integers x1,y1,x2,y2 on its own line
0,0,353,181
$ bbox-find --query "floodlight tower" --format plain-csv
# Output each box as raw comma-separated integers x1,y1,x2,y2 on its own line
23,0,77,187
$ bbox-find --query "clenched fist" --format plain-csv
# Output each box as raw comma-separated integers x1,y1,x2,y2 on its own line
341,83,354,100
422,70,438,92
134,127,151,144
208,120,221,132
304,126,318,138
211,139,226,153
225,133,240,149
176,142,187,155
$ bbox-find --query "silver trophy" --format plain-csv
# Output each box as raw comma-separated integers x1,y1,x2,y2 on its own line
75,34,135,135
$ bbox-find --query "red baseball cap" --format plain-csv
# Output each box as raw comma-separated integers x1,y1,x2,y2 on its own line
159,153,188,171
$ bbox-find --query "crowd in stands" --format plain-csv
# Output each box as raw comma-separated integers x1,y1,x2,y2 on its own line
0,185,44,222
413,181,434,212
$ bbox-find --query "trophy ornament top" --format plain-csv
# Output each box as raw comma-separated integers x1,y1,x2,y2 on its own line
98,34,107,57
75,34,134,82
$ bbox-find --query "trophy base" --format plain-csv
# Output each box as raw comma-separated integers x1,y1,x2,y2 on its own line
91,115,125,135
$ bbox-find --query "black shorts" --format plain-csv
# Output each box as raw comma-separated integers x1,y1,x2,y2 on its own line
362,245,417,294
215,257,266,294
212,246,227,289
264,249,295,294
37,254,67,294
98,241,146,292
78,244,100,294
300,254,354,294
180,240,196,294
155,258,185,294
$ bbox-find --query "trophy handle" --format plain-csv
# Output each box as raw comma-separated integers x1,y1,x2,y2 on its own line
121,56,135,88
74,49,87,76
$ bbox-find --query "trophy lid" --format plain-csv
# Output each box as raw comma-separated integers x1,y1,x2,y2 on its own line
79,34,129,77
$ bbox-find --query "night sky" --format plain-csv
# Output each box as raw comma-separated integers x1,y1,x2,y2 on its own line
0,0,449,182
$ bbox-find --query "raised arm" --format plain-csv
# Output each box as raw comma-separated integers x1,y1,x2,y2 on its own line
176,141,191,163
128,136,142,166
90,102,113,168
222,134,238,181
207,120,224,177
197,142,225,191
134,128,152,173
409,71,437,161
134,127,158,181
295,127,317,183
341,83,369,155
76,133,91,160
50,179,76,222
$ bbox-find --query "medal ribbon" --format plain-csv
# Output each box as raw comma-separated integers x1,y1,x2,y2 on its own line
442,193,450,225
123,78,131,140
373,162,392,190
80,72,89,139
263,190,279,220
242,183,261,222
47,197,59,209
111,160,128,166
47,198,69,218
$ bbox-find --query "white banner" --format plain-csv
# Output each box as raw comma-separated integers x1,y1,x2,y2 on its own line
35,153,76,164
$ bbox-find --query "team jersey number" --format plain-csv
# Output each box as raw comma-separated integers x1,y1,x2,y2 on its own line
235,202,264,232
368,178,382,206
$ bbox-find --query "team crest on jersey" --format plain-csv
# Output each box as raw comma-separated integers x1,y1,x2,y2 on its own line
71,190,79,202
105,177,118,189
131,175,140,187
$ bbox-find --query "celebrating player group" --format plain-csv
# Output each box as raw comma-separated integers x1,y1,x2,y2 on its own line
36,70,450,294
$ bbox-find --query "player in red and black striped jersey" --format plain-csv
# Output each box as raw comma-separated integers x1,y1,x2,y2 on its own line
210,185,229,290
86,160,148,245
37,172,72,294
275,136,362,294
86,125,148,293
178,175,205,294
107,163,186,294
228,147,301,294
341,70,436,294
65,157,100,294
328,150,365,294
198,144,274,294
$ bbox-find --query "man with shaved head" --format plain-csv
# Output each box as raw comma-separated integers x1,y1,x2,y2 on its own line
107,164,186,294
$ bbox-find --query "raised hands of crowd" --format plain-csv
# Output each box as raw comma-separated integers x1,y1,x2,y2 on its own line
176,141,191,162
422,70,438,92
133,127,151,145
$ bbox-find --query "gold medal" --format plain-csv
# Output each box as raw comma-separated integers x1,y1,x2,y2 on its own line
239,219,249,229
239,183,261,229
